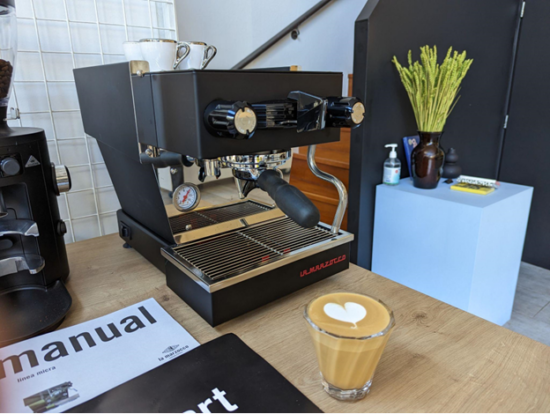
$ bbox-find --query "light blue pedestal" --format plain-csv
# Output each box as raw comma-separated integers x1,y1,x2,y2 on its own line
372,178,533,325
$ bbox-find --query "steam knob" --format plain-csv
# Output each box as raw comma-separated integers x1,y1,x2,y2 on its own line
204,100,257,139
51,164,71,195
0,157,20,176
326,97,365,128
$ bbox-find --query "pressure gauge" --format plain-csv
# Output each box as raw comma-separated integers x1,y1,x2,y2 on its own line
173,183,201,212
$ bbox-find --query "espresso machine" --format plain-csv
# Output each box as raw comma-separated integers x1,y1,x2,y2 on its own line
74,61,364,326
0,0,72,346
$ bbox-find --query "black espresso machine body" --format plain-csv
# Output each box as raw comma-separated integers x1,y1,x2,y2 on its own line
74,62,363,326
0,124,72,346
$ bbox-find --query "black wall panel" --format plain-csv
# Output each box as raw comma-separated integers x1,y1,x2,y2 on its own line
349,0,522,268
498,0,550,269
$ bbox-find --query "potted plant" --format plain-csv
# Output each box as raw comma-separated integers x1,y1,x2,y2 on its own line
393,46,473,189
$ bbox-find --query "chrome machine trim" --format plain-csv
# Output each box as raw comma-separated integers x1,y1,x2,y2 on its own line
162,218,354,293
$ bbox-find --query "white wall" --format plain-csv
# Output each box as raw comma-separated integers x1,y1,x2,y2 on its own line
9,0,177,243
175,0,367,94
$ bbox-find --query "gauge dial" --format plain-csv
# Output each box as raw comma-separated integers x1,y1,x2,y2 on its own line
173,183,201,212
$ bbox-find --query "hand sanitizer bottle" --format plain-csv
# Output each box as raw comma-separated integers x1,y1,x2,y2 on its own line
383,143,401,185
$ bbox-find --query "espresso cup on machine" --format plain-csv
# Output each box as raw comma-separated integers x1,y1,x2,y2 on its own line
139,38,190,72
176,41,217,70
123,41,143,61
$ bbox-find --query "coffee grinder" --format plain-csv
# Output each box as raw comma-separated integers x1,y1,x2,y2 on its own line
0,0,72,347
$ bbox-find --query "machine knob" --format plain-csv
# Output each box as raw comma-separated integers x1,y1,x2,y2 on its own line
51,164,71,195
0,157,20,176
326,97,365,128
204,100,257,139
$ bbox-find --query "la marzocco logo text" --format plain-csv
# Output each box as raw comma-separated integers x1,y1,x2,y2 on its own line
300,255,346,277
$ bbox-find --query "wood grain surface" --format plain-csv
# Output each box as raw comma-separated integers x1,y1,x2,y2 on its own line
63,234,550,412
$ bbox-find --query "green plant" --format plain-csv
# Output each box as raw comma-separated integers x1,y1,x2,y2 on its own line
392,46,473,132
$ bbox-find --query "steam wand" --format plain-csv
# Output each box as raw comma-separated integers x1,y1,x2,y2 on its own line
306,145,347,234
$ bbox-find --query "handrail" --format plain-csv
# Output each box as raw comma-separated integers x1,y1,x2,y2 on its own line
231,0,333,70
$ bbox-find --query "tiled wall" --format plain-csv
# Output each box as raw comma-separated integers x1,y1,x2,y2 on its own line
7,0,177,243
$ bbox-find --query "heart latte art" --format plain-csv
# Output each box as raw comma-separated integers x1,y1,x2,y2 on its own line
323,302,367,328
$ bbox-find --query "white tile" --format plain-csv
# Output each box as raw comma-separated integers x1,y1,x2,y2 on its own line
58,138,89,166
42,52,74,81
65,0,96,23
97,186,120,213
13,82,49,112
70,22,102,54
92,163,112,187
96,0,124,25
20,112,55,139
33,0,67,20
74,54,103,68
15,0,34,19
124,0,151,27
100,212,118,235
47,82,79,111
87,138,104,163
47,141,60,163
17,19,39,51
150,1,175,30
127,26,150,42
72,215,101,241
37,20,72,53
69,165,93,191
14,52,44,81
153,29,175,41
53,111,85,139
103,54,125,64
57,193,69,220
99,24,126,54
67,189,97,217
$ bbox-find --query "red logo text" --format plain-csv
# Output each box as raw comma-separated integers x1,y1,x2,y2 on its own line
300,255,346,277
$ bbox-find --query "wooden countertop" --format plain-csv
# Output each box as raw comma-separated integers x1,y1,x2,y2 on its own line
63,234,550,412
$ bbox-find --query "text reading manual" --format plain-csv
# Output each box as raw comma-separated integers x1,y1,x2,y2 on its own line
0,298,199,413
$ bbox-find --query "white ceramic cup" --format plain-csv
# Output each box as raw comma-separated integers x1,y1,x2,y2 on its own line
123,41,143,61
139,39,190,72
177,41,217,70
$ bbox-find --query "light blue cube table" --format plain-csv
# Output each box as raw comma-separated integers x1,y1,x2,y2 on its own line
372,178,533,325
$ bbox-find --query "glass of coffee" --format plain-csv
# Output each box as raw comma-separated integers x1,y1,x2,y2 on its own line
304,292,395,401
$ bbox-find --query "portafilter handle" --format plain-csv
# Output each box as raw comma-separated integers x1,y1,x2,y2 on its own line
256,170,320,228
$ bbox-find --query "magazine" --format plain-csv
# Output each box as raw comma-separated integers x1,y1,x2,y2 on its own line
0,298,199,413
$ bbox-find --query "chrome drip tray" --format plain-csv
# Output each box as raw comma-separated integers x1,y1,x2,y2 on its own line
169,200,272,234
162,217,353,293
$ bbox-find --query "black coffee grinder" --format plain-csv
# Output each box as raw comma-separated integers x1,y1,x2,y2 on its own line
0,0,72,347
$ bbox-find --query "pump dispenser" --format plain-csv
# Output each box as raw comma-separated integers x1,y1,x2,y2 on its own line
383,143,401,185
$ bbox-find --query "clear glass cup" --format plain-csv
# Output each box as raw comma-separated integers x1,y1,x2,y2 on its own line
304,293,395,401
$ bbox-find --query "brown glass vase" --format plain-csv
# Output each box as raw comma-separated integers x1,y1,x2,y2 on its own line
411,131,445,189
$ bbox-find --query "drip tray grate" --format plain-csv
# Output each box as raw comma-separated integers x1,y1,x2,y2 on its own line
169,200,272,234
171,217,335,281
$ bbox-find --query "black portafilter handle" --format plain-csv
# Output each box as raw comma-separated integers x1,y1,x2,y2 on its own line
257,170,320,228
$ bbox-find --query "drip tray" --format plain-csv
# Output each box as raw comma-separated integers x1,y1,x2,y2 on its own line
169,200,272,234
162,217,353,293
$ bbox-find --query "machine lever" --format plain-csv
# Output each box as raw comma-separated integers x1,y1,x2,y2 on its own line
139,151,183,168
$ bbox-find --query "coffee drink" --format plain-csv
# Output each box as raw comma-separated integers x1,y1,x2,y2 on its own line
304,292,394,400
